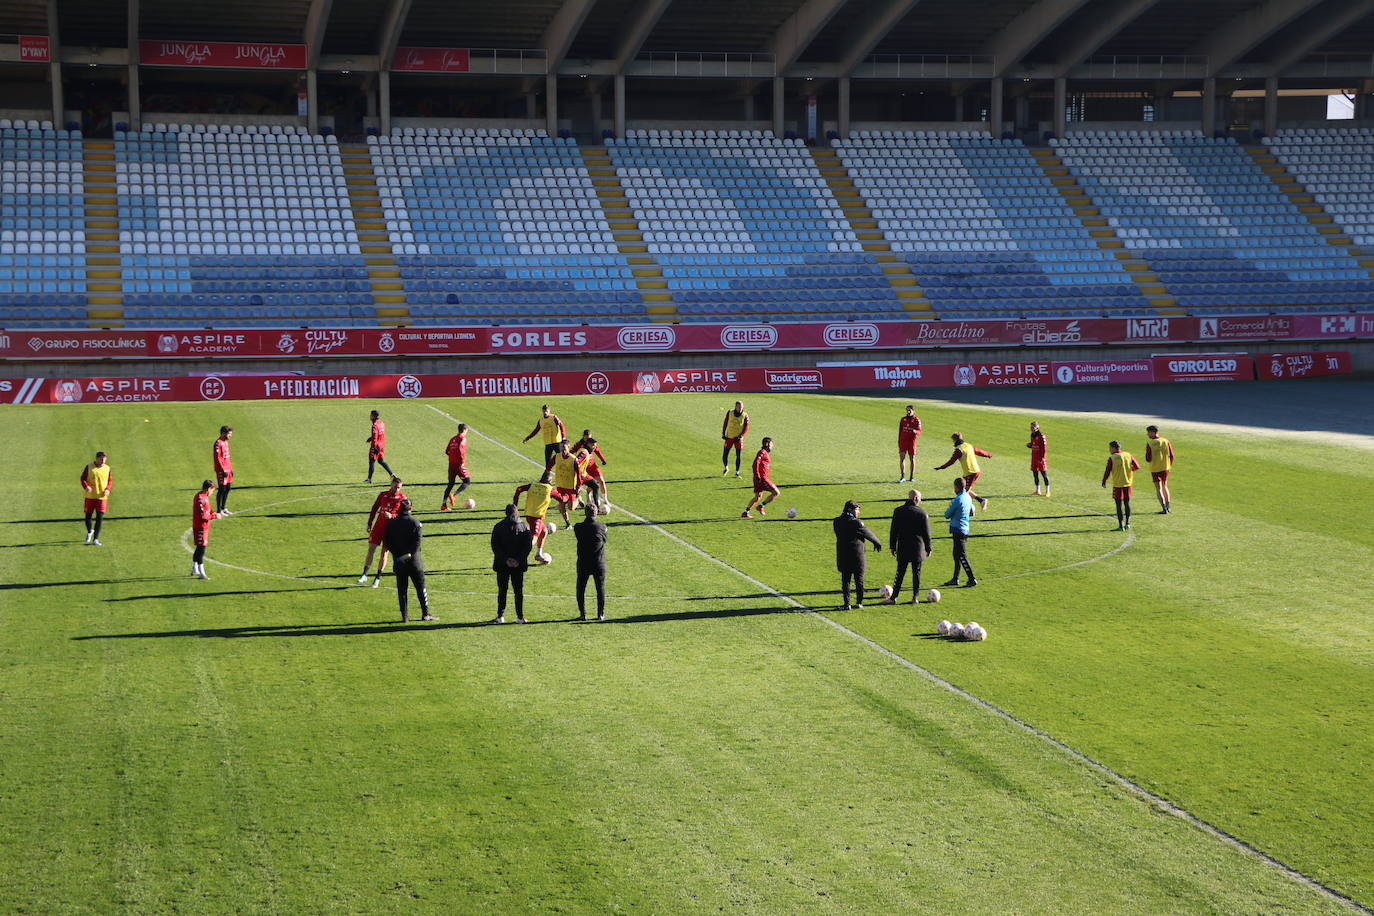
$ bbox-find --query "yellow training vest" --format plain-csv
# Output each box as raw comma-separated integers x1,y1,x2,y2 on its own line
551,453,579,489
1109,453,1136,487
539,416,561,444
84,463,112,499
1147,437,1172,472
724,410,747,438
524,482,553,519
957,442,980,476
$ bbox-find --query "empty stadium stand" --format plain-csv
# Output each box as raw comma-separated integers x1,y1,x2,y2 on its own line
115,123,373,328
607,129,897,323
372,127,644,326
1055,130,1374,315
1265,128,1374,252
0,119,88,328
835,130,1153,319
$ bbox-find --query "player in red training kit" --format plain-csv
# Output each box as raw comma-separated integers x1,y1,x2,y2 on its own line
572,428,609,510
441,422,470,510
897,404,922,482
213,425,234,515
1027,421,1050,497
366,410,394,483
359,477,405,587
742,437,778,518
190,479,219,579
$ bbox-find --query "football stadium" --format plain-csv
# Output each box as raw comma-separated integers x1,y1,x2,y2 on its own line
2,0,1373,911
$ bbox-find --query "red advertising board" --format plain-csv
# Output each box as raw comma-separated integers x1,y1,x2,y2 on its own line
18,35,50,62
1150,353,1254,382
1,314,1370,362
391,47,472,72
2,352,1344,406
138,40,307,69
1255,351,1352,380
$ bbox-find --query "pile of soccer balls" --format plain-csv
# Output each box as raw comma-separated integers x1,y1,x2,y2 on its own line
938,619,988,641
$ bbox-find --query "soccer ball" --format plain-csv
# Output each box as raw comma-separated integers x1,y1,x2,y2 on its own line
877,584,893,599
546,520,557,534
463,497,476,509
538,551,552,564
597,504,610,516
926,588,941,603
966,621,981,640
950,623,966,639
937,619,952,636
970,625,987,641
786,507,798,519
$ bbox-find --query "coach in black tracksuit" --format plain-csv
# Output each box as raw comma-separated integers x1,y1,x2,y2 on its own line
490,504,533,623
833,499,882,610
383,500,433,623
574,505,608,621
886,489,933,604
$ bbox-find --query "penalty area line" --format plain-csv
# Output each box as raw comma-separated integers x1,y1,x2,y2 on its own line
430,403,1372,914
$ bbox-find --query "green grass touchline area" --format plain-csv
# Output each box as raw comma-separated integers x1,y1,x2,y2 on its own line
1,384,1371,914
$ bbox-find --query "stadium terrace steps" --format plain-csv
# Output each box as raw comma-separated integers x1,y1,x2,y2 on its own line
581,147,674,320
1030,147,1175,312
1053,130,1374,316
83,142,123,325
812,147,931,318
608,128,891,324
342,145,407,324
837,131,1154,320
371,127,646,326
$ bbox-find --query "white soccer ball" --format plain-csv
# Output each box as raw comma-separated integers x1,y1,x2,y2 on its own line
786,507,798,519
950,623,966,639
937,619,952,636
966,621,980,635
546,521,557,534
597,504,610,516
538,551,552,564
877,584,893,599
970,625,987,641
926,588,941,603
463,497,476,509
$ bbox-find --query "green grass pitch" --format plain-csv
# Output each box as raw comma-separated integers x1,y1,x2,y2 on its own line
2,383,1371,913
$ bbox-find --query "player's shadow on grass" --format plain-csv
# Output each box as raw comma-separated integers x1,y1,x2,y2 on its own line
102,587,350,602
3,515,177,524
1,576,180,590
72,604,802,639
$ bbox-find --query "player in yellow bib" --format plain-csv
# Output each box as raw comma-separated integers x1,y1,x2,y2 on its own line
721,400,750,476
80,450,113,545
545,440,584,527
1144,425,1175,514
522,404,567,463
513,472,556,564
1100,440,1141,531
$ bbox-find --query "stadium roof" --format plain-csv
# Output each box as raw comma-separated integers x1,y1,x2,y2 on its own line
5,0,1373,80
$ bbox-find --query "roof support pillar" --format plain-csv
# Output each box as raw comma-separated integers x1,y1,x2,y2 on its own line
46,0,63,126
837,76,850,139
379,69,392,136
306,69,319,134
1263,75,1278,137
1201,77,1216,135
1053,76,1066,138
989,78,1003,135
613,73,625,139
546,72,559,136
772,77,785,137
127,0,141,130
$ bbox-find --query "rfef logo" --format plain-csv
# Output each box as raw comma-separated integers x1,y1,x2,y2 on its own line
721,325,778,350
823,323,879,347
617,326,675,351
199,377,226,401
585,372,610,395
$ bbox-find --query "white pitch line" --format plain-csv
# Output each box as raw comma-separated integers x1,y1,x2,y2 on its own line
426,403,1370,914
